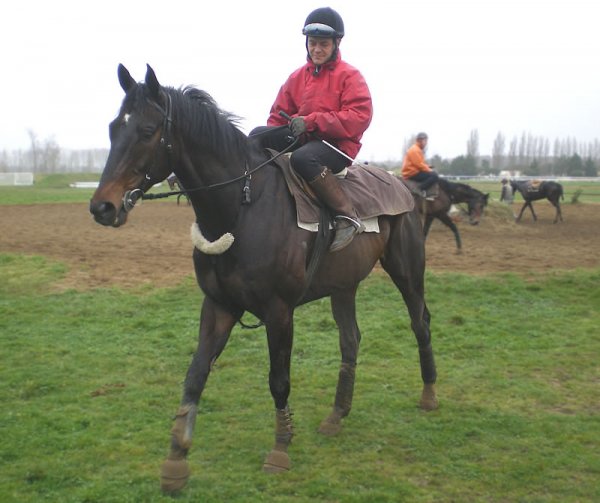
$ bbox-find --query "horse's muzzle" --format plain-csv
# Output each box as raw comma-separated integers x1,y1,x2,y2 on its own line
89,200,128,227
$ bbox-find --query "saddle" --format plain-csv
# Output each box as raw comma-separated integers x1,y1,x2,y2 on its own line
401,178,439,200
268,151,414,231
527,180,542,192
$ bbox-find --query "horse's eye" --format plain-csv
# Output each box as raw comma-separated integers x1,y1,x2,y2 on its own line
140,125,156,141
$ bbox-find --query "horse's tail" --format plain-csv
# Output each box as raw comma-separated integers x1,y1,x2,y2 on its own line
560,184,564,200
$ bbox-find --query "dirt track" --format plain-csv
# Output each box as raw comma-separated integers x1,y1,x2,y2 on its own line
1,200,598,289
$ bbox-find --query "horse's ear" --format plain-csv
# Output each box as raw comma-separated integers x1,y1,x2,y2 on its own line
145,64,161,101
118,64,136,94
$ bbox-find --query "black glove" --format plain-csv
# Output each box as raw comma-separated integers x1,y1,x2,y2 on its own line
290,116,307,137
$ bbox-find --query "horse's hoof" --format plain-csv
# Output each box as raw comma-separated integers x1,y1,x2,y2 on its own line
318,417,342,436
160,458,190,493
263,449,291,473
420,383,439,411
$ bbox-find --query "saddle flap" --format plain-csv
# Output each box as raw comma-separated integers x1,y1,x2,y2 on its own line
268,150,414,225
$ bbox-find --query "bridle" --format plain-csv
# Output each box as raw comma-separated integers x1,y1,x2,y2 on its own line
122,91,297,212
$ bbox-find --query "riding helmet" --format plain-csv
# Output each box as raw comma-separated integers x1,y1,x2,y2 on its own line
302,7,345,38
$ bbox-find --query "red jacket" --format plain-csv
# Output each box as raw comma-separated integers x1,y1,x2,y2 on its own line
267,52,373,161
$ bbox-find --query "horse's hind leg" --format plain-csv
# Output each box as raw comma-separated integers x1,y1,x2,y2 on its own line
381,211,438,411
319,287,361,436
551,199,563,223
160,297,239,493
516,202,527,222
422,214,434,239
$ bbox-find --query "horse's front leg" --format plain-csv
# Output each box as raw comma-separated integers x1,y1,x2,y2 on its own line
436,212,462,253
319,288,361,436
160,296,239,493
516,202,528,222
528,201,537,221
262,301,295,473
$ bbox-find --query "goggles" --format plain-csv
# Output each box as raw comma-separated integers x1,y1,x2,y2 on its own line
302,23,338,37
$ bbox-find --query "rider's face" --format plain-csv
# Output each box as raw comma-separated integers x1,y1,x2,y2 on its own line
307,37,336,65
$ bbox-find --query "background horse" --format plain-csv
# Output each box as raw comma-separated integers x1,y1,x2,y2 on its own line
89,64,438,493
510,179,564,223
404,178,489,253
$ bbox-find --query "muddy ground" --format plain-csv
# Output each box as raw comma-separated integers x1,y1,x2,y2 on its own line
1,200,598,290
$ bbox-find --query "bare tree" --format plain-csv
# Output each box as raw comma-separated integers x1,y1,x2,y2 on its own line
0,150,8,172
27,129,40,172
508,136,518,168
553,138,561,158
466,129,479,158
41,137,61,173
518,131,527,165
491,131,505,171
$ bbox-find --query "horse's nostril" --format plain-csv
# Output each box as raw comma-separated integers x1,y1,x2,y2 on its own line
90,200,117,225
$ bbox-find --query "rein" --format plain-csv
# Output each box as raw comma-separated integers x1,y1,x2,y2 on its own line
136,93,299,204
140,142,297,201
128,93,296,205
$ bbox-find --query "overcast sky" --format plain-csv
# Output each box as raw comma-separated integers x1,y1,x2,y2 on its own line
3,0,599,162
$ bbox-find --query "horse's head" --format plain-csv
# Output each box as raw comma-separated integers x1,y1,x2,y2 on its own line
467,193,489,225
90,64,174,227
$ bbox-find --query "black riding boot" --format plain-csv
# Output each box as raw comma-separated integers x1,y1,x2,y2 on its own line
308,168,365,252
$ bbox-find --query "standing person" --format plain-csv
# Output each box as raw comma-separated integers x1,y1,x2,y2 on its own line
401,132,439,198
500,178,514,204
250,7,373,252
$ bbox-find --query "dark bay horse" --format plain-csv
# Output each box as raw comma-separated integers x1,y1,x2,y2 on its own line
90,64,438,493
510,179,564,223
404,178,489,252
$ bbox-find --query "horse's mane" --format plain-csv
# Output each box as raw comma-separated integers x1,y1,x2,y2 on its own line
121,83,249,164
440,178,482,197
168,86,249,163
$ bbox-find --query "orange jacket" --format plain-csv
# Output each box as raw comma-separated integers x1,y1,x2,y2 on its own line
401,143,431,178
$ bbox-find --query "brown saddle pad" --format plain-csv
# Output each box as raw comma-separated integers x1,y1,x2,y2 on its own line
269,151,414,225
401,178,439,199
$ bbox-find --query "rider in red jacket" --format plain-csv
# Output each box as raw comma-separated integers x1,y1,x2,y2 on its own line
266,49,372,164
251,7,373,252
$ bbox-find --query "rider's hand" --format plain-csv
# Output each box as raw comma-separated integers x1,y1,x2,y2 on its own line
290,116,307,137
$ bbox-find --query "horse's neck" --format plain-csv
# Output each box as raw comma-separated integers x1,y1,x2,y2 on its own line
449,185,472,203
177,146,272,238
176,151,248,236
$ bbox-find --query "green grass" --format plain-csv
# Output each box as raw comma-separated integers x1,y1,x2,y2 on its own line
0,173,169,205
1,253,599,502
2,173,599,206
0,173,98,204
